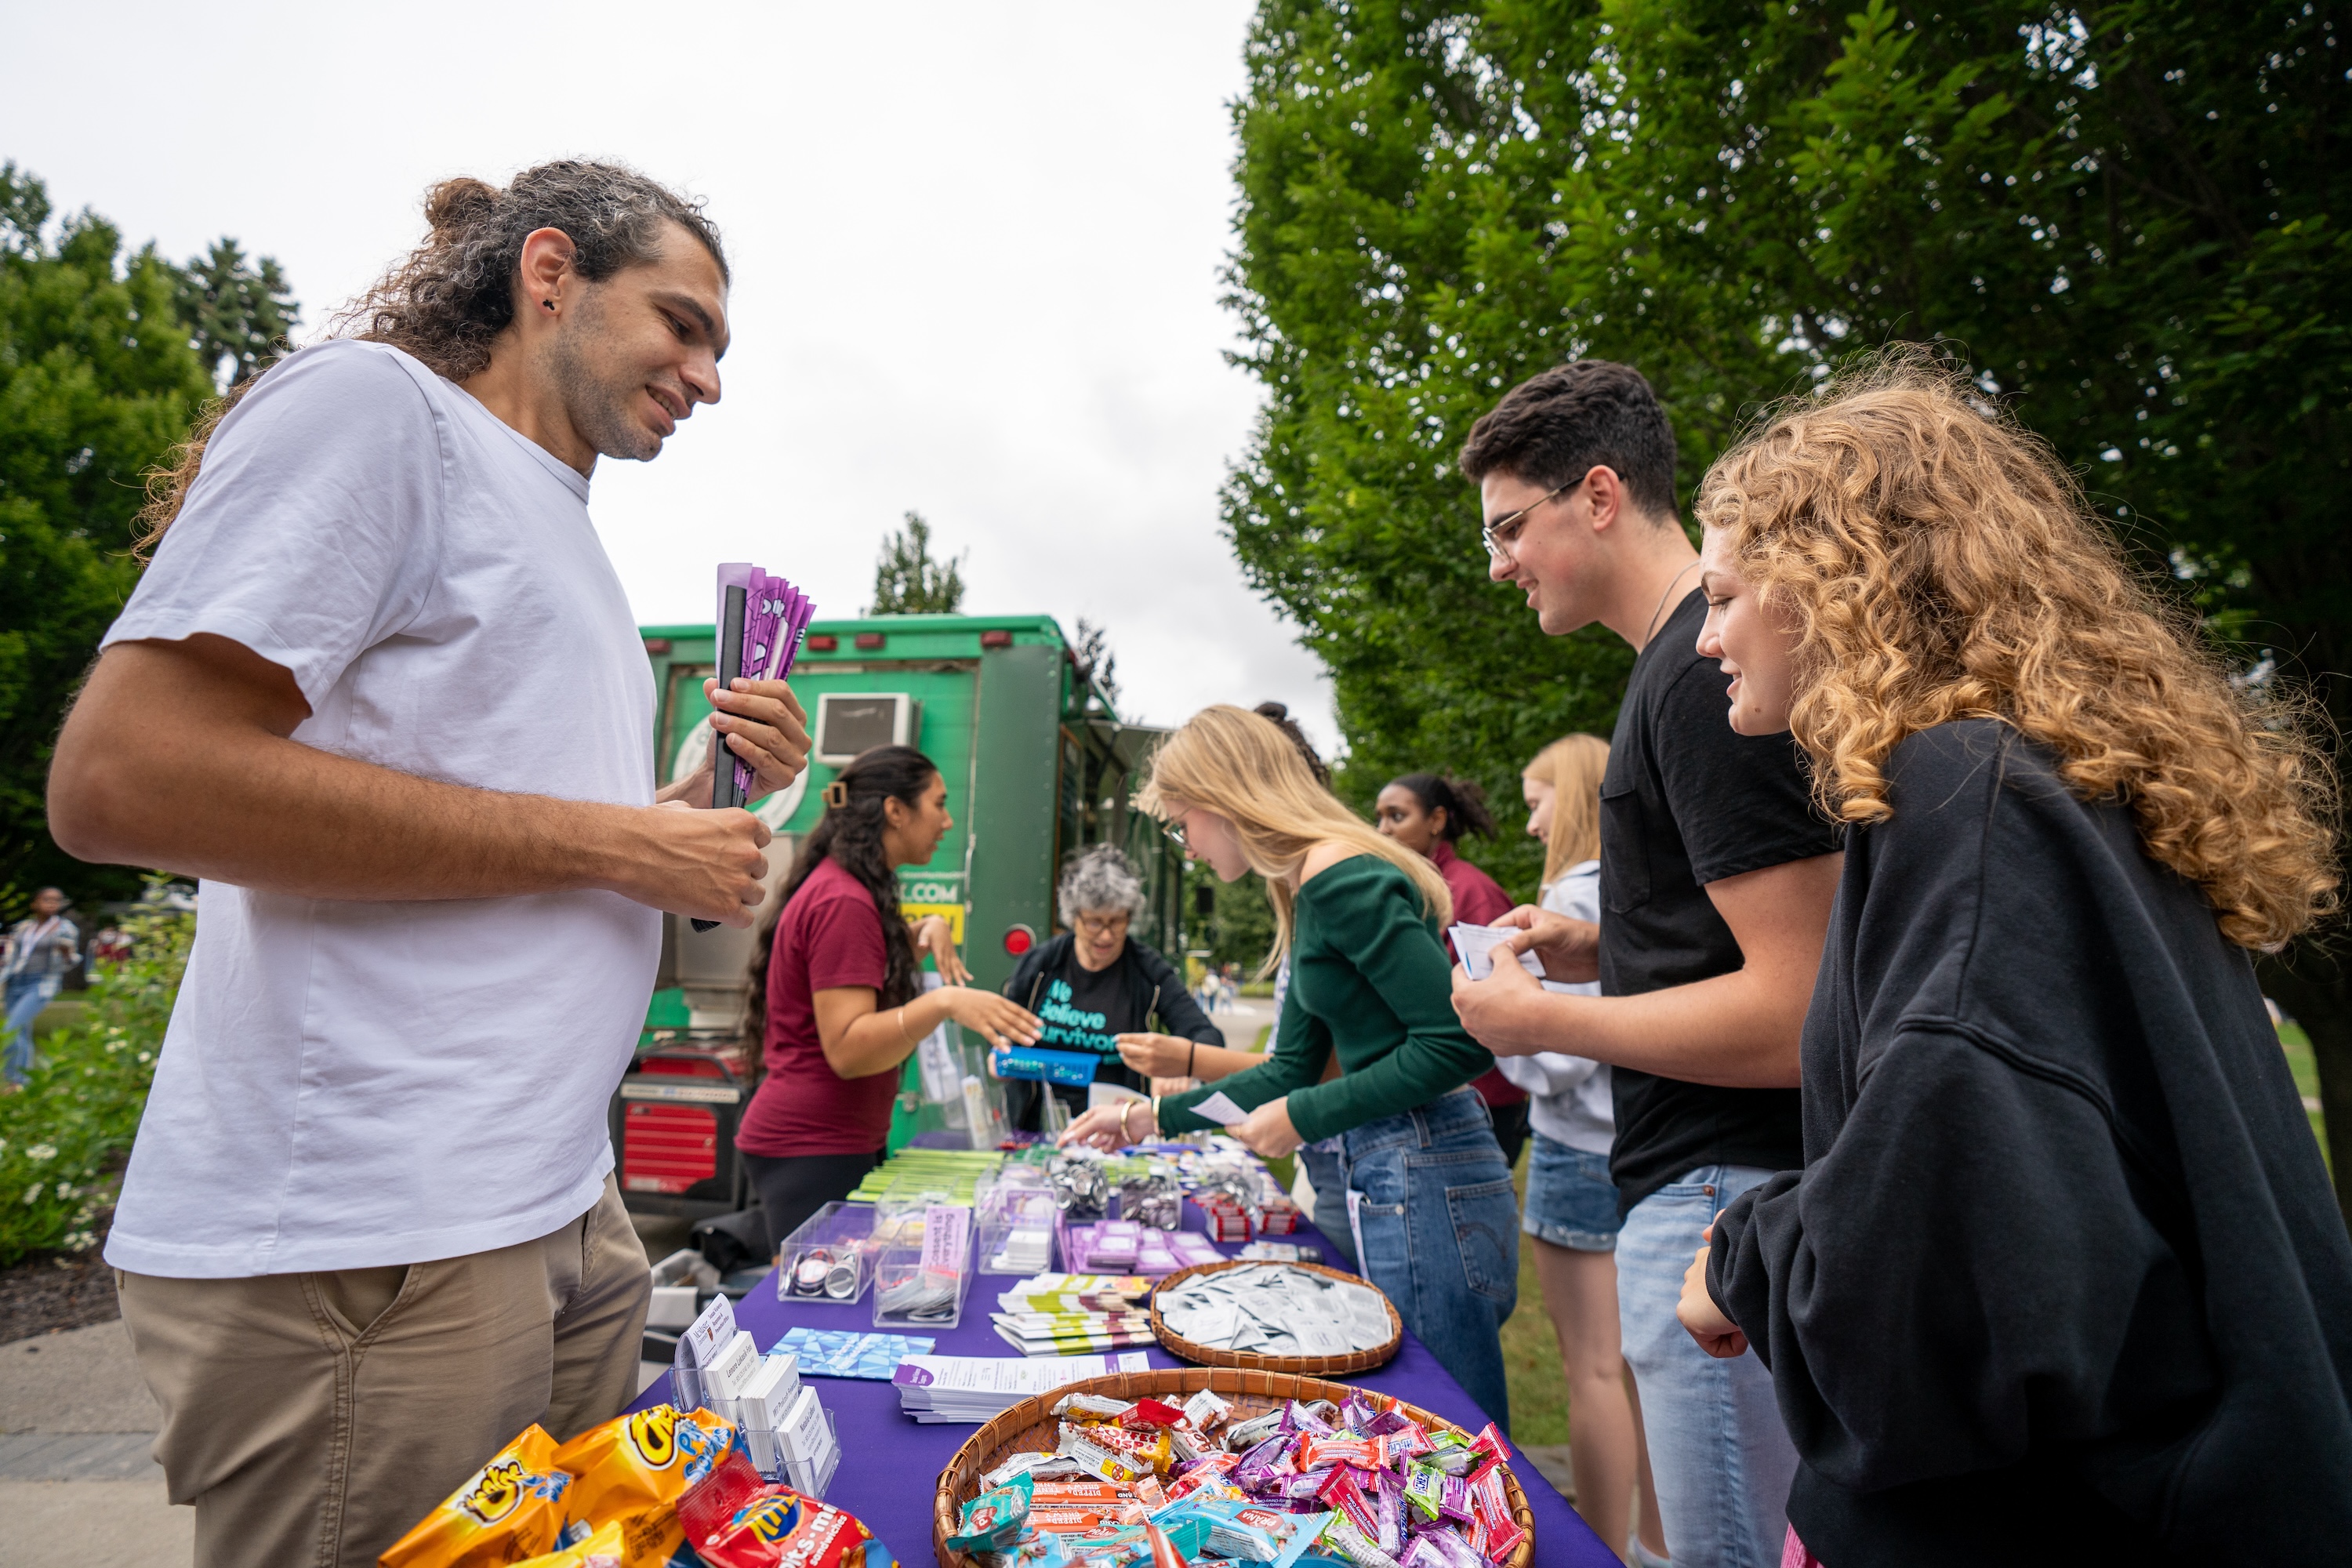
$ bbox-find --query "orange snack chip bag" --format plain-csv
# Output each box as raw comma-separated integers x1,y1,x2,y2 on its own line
551,1405,740,1568
380,1424,572,1568
510,1521,626,1568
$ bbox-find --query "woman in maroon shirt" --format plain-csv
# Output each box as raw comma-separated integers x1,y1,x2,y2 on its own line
1374,772,1531,1167
737,745,1041,1250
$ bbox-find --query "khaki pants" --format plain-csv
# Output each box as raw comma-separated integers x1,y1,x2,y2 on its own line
118,1175,651,1568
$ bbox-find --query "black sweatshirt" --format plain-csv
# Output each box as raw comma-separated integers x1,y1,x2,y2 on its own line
1709,721,2352,1565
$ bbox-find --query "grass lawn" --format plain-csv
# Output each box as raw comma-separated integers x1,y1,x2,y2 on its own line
2279,1019,2330,1174
1501,1143,1573,1445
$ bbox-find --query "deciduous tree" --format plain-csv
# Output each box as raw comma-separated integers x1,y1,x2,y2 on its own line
1222,0,2352,1203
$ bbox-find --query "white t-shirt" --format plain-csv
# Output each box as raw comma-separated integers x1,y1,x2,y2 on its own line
1494,861,1615,1155
100,339,662,1279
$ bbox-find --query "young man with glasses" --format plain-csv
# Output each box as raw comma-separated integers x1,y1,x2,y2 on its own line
1450,361,1842,1568
997,844,1225,1129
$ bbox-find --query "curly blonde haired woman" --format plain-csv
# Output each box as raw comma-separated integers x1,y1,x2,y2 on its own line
1058,705,1520,1431
1672,357,2352,1564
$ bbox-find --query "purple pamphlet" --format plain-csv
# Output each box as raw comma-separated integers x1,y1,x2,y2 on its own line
713,561,817,804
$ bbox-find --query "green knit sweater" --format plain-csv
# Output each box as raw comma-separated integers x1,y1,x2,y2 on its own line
1160,855,1495,1143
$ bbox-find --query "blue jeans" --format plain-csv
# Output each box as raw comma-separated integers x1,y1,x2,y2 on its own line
1522,1133,1624,1251
1617,1164,1798,1568
1340,1087,1519,1434
1295,1141,1356,1271
4,974,60,1085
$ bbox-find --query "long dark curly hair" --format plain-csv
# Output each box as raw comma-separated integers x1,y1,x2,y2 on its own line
138,160,726,554
745,746,941,1047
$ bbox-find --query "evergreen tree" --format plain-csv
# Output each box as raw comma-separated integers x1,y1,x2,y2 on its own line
175,238,299,392
867,510,967,614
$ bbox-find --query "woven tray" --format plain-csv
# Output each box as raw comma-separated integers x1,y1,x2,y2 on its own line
1149,1260,1403,1374
931,1366,1533,1568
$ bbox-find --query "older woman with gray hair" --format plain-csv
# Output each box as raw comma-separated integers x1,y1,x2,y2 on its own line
999,844,1228,1131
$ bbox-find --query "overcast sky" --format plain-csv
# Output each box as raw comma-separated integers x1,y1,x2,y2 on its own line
2,0,1338,750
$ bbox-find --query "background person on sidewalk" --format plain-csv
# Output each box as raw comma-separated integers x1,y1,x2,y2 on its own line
1504,735,1668,1567
46,162,811,1568
1679,359,2352,1564
2,887,80,1089
1374,771,1534,1169
1449,361,1843,1568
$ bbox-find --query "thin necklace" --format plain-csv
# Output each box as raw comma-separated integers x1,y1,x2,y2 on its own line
1640,560,1700,648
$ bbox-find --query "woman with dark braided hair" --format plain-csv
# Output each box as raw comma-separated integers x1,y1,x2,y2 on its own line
735,746,1042,1250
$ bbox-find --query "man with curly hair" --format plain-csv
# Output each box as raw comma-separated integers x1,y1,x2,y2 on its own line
48,162,811,1568
1450,361,1843,1568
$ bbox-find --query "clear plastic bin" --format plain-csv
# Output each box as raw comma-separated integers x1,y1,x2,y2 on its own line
873,1203,973,1329
775,1201,878,1305
781,1404,841,1497
975,1184,1059,1276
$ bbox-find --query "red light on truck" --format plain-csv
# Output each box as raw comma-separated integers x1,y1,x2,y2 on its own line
855,631,886,650
980,629,1013,648
1004,924,1036,956
807,633,839,652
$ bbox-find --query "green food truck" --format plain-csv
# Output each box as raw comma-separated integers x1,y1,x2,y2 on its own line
612,612,1186,1218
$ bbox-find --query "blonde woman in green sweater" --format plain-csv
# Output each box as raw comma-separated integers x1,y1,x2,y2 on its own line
1060,705,1520,1430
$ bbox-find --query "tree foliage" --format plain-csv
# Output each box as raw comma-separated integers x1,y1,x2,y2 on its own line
0,164,298,914
868,510,968,615
1222,1,2352,1188
176,238,299,394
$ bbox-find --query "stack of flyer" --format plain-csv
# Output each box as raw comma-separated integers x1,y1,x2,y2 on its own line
989,1271,1158,1356
990,1306,1158,1356
891,1351,1152,1423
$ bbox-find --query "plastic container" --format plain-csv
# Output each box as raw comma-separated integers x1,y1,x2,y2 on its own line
776,1201,878,1305
873,1203,973,1329
975,1184,1059,1276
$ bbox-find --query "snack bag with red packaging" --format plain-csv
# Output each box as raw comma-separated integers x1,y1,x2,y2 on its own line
379,1424,572,1568
682,1465,887,1568
550,1405,742,1568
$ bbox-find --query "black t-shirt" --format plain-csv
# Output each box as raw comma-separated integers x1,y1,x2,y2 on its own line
1035,949,1149,1096
1600,587,1841,1214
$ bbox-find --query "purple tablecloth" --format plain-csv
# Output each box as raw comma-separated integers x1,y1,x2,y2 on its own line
637,1203,1614,1567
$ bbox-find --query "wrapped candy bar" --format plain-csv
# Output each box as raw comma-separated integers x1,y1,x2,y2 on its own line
946,1472,1033,1555
1120,1399,1186,1428
1401,1465,1446,1523
1181,1388,1234,1432
1054,1392,1136,1419
1398,1531,1483,1568
1312,1516,1404,1568
1317,1466,1381,1540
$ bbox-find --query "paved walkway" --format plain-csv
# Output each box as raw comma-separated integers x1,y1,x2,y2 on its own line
0,1319,188,1566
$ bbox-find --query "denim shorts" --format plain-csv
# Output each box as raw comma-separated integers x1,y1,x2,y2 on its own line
1522,1132,1623,1251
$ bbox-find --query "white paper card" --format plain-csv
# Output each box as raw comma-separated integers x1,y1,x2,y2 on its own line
1192,1091,1249,1127
681,1292,737,1368
1451,923,1583,994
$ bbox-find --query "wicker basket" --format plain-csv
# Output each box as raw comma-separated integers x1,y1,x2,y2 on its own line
931,1366,1534,1568
1148,1260,1403,1375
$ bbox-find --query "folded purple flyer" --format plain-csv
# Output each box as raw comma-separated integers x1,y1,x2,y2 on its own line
691,562,815,931
713,562,816,804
